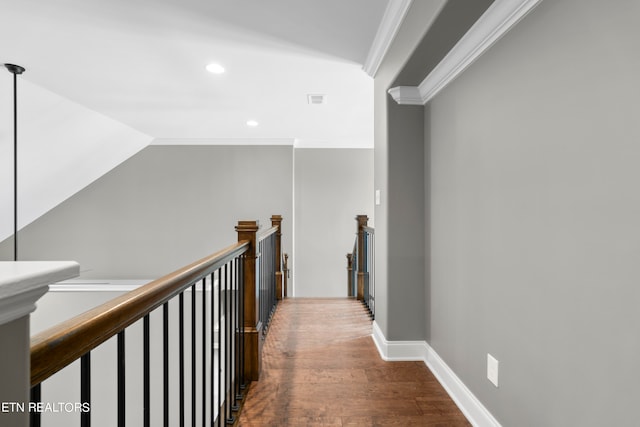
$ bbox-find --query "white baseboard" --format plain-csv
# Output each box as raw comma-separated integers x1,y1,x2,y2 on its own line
371,321,502,427
371,320,429,360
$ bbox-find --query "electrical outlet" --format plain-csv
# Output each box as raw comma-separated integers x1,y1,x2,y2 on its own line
487,354,499,387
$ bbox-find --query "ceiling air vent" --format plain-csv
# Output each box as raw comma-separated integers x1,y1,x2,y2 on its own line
307,94,326,105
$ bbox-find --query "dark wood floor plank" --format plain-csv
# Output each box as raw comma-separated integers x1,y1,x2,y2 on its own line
237,298,470,426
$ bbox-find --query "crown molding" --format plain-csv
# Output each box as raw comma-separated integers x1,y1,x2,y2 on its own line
151,138,295,146
0,261,79,325
387,86,424,105
363,0,413,77
388,0,543,105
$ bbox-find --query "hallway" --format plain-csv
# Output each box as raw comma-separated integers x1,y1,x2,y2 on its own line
237,299,470,426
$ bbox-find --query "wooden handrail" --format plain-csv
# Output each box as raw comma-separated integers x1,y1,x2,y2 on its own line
257,225,278,242
31,240,249,386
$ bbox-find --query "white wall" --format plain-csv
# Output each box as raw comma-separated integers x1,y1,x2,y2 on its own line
0,77,152,253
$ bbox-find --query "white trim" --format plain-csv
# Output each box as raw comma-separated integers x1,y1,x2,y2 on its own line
0,286,50,325
51,278,220,292
0,261,79,325
387,86,424,105
425,345,503,427
371,320,502,427
151,138,295,146
388,0,543,105
51,279,152,292
362,0,413,77
372,320,428,360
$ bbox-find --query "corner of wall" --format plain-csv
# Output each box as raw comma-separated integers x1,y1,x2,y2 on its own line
371,321,502,427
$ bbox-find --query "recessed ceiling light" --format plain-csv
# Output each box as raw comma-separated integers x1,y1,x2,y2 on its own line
206,63,225,74
246,120,259,127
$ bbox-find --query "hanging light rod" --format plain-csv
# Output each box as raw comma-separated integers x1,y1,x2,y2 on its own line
4,63,26,262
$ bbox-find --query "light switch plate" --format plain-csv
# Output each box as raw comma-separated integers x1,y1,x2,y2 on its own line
375,189,381,205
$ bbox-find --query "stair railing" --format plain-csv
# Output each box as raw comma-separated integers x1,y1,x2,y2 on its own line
28,215,283,427
347,215,375,318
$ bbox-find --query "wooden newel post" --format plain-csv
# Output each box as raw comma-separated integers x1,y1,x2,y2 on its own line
347,253,354,297
271,215,283,300
356,215,368,301
236,220,262,380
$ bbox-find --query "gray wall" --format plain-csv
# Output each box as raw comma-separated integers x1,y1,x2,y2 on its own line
3,144,374,297
294,148,373,297
394,0,640,424
386,101,426,340
427,0,640,424
374,0,447,340
374,0,494,341
3,145,293,279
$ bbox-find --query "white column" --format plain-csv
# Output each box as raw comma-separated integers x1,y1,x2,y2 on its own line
0,261,79,427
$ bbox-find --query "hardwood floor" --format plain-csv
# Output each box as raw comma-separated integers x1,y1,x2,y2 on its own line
236,299,470,426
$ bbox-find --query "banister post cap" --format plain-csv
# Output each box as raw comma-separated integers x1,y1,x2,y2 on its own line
236,220,260,233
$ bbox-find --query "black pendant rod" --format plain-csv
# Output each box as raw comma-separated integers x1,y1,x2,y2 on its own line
4,63,25,262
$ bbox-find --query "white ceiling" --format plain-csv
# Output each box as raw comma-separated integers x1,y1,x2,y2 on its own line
0,0,389,148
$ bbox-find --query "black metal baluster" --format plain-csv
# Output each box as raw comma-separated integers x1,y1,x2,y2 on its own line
143,315,150,427
163,302,169,427
363,232,367,312
269,236,273,320
271,235,276,319
269,237,273,320
236,256,245,399
226,262,234,425
372,232,376,319
118,331,126,427
81,352,91,427
231,259,240,412
239,254,246,391
364,231,369,313
224,263,229,423
265,238,269,329
191,284,196,427
201,278,206,427
261,240,266,334
257,240,262,334
211,271,217,426
30,385,41,427
218,266,223,426
269,237,271,320
179,292,185,427
263,239,267,329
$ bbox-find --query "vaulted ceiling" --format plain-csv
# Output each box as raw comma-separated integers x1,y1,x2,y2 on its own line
0,0,397,242
1,0,389,147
